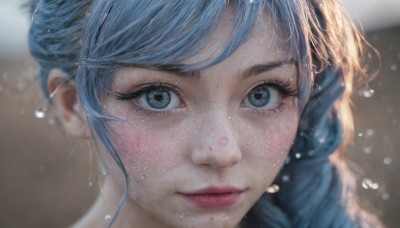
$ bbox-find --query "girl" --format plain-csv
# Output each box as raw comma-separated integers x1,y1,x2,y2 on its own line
28,0,382,227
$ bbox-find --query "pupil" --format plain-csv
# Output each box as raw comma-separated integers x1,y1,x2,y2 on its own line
254,93,262,100
146,89,171,109
248,87,270,107
155,94,163,101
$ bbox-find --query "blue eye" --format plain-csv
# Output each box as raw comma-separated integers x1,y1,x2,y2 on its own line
244,85,280,110
138,88,180,111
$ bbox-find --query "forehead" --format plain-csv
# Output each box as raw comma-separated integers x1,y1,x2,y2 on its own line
181,8,291,66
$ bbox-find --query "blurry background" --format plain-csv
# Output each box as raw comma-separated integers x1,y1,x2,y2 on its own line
0,0,399,227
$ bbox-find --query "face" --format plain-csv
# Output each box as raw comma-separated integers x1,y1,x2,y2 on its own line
100,10,299,228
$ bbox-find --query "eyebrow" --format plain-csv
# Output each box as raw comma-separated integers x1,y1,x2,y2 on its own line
241,58,296,80
152,58,295,80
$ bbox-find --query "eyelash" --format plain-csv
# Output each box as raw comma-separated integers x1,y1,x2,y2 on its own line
256,79,297,97
113,79,297,115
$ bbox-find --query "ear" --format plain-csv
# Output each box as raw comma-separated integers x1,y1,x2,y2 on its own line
48,69,91,138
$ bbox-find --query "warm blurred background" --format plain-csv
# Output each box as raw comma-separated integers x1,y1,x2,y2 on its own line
0,1,399,227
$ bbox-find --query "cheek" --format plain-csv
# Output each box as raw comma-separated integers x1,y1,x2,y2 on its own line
243,110,298,169
107,121,173,176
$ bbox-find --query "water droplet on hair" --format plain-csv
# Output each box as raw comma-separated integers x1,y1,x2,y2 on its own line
35,107,46,118
318,137,325,144
359,87,374,98
361,178,379,190
299,131,305,137
266,184,280,193
390,64,398,71
358,132,363,137
284,156,291,165
249,0,254,3
383,157,392,165
295,153,301,159
104,214,112,221
282,174,290,182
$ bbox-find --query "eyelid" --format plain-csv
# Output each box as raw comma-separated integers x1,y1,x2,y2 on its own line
113,83,182,101
251,79,298,97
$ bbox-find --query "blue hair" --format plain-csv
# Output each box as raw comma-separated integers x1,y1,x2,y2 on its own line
28,0,381,227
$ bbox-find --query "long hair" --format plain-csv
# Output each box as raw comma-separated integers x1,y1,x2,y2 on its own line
28,0,381,227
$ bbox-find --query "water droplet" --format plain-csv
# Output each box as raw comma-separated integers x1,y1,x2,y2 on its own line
228,116,231,120
359,87,374,98
282,174,290,182
358,132,363,137
48,117,55,125
318,137,325,144
363,146,372,154
361,178,379,190
381,192,390,201
38,166,46,174
284,157,291,165
88,181,93,187
35,107,46,118
266,184,280,193
390,64,398,71
249,0,254,3
299,131,306,137
366,129,375,137
295,153,301,159
383,157,392,165
104,214,112,221
140,175,145,180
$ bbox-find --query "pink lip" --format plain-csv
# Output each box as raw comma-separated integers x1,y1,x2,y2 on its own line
181,186,243,209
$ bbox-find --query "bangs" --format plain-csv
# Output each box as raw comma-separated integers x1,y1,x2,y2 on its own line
81,0,266,71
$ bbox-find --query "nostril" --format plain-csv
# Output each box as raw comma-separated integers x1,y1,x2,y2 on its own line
218,136,229,146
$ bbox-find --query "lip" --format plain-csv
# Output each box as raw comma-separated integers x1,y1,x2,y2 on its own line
181,186,244,209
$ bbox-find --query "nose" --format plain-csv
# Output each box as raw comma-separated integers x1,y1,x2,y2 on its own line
190,112,242,170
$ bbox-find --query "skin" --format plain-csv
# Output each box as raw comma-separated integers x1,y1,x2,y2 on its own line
66,9,299,228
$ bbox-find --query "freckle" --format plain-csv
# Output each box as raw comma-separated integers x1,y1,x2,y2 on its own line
208,146,213,152
218,137,229,146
